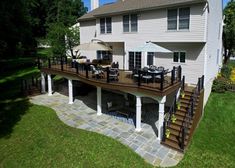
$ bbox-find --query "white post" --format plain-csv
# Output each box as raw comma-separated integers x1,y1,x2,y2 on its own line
176,87,181,99
41,72,46,93
68,79,73,104
97,86,102,116
135,96,142,132
158,96,166,141
47,74,52,96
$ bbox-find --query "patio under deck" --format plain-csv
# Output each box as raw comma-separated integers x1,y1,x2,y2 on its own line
40,63,182,97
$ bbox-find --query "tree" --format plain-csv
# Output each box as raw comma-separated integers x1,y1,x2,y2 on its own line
66,26,80,58
0,0,36,59
46,0,87,57
223,0,235,64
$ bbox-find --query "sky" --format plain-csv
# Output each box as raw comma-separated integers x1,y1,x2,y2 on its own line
82,0,231,11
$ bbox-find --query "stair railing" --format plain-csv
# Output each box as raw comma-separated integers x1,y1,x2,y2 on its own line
180,75,204,150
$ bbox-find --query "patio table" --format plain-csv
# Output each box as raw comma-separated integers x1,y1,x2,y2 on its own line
147,70,162,82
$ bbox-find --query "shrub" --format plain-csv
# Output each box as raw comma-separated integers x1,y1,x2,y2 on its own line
221,65,232,79
212,78,229,93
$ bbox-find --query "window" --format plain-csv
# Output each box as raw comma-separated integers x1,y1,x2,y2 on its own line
167,7,190,30
97,50,112,61
147,52,154,66
173,52,186,63
179,8,190,30
123,14,138,32
100,17,112,34
167,9,177,30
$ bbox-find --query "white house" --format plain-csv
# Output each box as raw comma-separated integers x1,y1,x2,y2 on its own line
78,0,223,104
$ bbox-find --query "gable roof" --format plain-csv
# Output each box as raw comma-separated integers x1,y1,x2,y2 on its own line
78,0,206,21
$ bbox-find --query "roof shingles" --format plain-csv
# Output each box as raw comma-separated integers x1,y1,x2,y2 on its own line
78,0,206,21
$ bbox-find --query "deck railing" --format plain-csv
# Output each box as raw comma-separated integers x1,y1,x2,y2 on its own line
180,75,204,150
38,57,182,92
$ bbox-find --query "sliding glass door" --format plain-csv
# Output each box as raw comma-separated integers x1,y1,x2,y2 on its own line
129,52,142,70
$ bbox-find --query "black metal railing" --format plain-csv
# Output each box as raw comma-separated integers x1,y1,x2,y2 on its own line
180,75,204,150
37,57,183,92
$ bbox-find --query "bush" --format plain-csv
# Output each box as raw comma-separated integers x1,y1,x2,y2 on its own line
221,65,232,79
212,78,229,93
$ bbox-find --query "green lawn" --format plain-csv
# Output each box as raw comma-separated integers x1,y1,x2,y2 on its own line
0,104,150,168
176,92,235,168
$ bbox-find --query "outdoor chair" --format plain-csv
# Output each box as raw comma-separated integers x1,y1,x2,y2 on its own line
157,66,164,72
90,65,104,79
142,67,152,83
109,68,119,81
149,65,157,71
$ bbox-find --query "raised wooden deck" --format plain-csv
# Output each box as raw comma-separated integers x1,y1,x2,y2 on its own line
40,64,182,97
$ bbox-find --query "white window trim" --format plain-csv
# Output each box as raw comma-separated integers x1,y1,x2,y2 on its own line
100,17,112,35
173,51,187,63
167,7,190,32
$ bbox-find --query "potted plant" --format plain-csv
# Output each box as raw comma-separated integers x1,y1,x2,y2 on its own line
165,129,170,138
171,114,177,123
176,101,181,110
181,91,185,98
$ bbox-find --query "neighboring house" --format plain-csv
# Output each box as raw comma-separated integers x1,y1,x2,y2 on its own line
78,0,223,104
39,0,223,152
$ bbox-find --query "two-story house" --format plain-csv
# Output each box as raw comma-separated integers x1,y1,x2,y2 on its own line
39,0,223,152
78,0,223,104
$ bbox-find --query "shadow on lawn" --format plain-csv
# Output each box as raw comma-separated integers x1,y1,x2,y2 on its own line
0,98,31,138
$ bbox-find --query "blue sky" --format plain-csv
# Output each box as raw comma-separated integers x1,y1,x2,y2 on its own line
82,0,230,11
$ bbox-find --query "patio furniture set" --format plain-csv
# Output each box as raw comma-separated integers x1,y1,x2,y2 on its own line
132,65,170,84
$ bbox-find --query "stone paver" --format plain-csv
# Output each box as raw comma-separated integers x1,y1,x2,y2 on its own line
30,92,183,167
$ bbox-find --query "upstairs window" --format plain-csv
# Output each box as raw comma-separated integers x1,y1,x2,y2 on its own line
173,52,186,63
100,17,112,34
167,9,177,30
167,7,190,31
123,14,138,32
179,8,190,30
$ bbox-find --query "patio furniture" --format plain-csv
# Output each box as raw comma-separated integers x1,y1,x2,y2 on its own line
132,68,141,79
90,65,104,79
109,68,119,81
149,65,157,71
157,66,165,71
142,67,152,83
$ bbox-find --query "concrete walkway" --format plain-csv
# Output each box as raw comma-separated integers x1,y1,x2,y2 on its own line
30,92,183,167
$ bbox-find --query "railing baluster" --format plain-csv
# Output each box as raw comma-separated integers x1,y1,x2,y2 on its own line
198,78,201,93
178,66,182,81
171,69,174,85
162,120,166,142
76,62,79,74
48,58,51,68
86,64,89,79
182,76,185,90
60,57,64,71
138,70,141,86
106,67,110,83
160,72,164,91
181,127,185,150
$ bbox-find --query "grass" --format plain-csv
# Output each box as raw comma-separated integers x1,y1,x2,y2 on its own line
176,92,235,168
0,104,151,168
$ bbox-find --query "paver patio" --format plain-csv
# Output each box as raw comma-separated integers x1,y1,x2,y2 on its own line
30,92,183,167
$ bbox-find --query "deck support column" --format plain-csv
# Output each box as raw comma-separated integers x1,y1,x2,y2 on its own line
135,96,142,132
97,86,102,116
47,74,52,96
68,79,73,104
158,96,166,141
41,72,46,93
